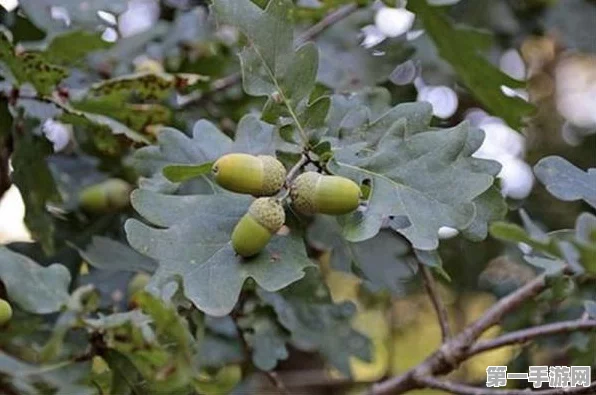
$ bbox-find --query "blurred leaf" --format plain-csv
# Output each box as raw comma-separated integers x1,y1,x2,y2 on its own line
541,0,596,53
45,30,112,65
0,247,70,314
103,349,150,395
11,126,61,253
88,72,208,102
193,365,242,395
125,190,313,316
317,9,414,90
408,0,534,129
0,353,95,395
0,29,67,95
489,222,558,255
73,99,172,134
238,310,289,371
491,212,596,274
163,162,213,183
77,236,158,273
18,0,128,33
534,156,596,209
258,269,371,377
585,301,596,319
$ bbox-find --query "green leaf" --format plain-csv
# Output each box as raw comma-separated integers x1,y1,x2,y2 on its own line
238,310,289,371
77,236,158,273
44,30,112,65
11,126,61,253
214,0,318,143
163,162,214,183
331,121,498,250
73,99,172,134
461,185,508,241
0,29,67,95
534,156,596,209
134,114,274,194
125,190,313,316
258,268,371,377
490,222,557,255
88,72,208,102
0,247,70,314
408,0,534,129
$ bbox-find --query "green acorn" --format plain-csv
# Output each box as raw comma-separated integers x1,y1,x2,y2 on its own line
232,198,285,258
0,299,12,325
79,178,132,213
291,171,361,215
212,153,286,196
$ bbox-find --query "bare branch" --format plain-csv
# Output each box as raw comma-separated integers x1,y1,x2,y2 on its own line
419,262,452,342
371,273,552,395
416,376,596,395
469,320,596,357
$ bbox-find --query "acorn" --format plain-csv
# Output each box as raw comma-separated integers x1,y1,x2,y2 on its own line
0,299,12,325
290,171,361,216
79,178,132,213
231,198,285,258
212,154,286,196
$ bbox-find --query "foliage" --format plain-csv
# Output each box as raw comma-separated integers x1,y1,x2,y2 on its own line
0,0,594,394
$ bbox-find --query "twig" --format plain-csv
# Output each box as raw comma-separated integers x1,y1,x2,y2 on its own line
285,154,309,187
371,273,552,395
416,376,596,395
200,3,359,98
419,262,452,342
264,371,292,395
468,320,596,357
295,3,359,46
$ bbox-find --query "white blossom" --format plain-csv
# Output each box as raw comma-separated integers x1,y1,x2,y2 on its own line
497,157,534,200
438,226,459,239
374,7,415,38
417,85,459,119
119,0,160,37
42,119,71,152
555,54,596,129
467,110,534,200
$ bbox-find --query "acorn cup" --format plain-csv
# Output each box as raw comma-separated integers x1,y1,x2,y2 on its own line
290,171,361,216
79,178,133,213
0,298,13,325
232,198,285,258
212,153,286,196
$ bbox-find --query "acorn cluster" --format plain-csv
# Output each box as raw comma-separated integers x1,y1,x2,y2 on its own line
212,153,361,258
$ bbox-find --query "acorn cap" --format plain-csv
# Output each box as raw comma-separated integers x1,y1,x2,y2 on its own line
291,171,361,216
248,197,285,233
290,171,320,215
258,155,287,196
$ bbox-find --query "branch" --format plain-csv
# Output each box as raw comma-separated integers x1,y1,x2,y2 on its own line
468,319,596,357
371,273,552,395
419,262,452,342
264,371,292,395
417,376,596,395
201,3,359,98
